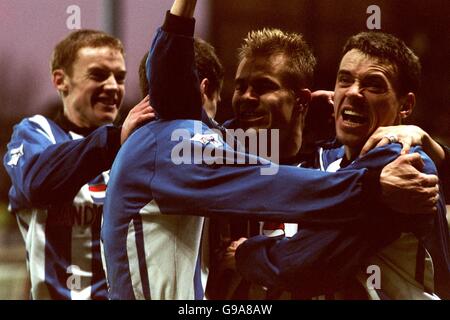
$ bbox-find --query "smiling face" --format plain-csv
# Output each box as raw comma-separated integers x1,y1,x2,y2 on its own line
232,54,306,158
334,49,412,159
55,46,126,128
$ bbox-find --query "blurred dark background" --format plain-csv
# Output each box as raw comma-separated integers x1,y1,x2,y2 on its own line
1,0,449,206
209,0,449,146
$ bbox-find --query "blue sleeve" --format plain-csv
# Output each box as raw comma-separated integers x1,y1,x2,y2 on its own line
408,146,450,298
150,121,386,226
3,118,121,210
107,121,444,297
408,146,450,297
146,11,202,120
235,144,450,297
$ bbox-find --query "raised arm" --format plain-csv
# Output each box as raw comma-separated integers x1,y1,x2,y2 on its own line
146,0,202,120
170,0,197,17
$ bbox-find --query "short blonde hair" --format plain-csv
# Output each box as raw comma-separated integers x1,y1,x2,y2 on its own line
238,28,316,89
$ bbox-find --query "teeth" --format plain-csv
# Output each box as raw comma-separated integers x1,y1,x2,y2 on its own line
342,109,367,124
343,110,364,117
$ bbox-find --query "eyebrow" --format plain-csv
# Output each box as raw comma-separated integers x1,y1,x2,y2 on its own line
337,70,353,77
88,66,127,77
254,76,278,83
337,69,390,80
363,73,387,80
235,74,280,84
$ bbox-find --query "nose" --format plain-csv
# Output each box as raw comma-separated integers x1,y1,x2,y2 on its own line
104,74,119,92
241,86,258,101
345,81,363,99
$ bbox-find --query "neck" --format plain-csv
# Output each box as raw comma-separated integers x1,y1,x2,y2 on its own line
343,145,360,165
54,111,98,136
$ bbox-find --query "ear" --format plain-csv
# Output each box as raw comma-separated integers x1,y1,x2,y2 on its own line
199,78,209,104
399,92,415,119
52,69,68,95
200,78,209,96
296,88,312,113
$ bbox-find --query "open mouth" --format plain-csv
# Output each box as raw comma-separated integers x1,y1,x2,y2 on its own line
341,109,368,125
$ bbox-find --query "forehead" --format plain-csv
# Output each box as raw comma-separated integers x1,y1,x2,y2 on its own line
73,46,125,70
339,49,395,78
236,54,289,79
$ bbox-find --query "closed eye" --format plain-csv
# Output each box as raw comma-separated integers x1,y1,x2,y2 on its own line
361,76,388,93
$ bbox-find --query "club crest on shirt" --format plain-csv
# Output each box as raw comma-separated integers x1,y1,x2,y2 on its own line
190,133,222,148
7,144,24,167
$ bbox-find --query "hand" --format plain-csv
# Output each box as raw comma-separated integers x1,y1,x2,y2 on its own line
361,125,445,166
170,0,197,17
380,153,439,214
446,204,450,231
120,95,155,144
311,90,334,107
220,237,248,271
446,205,450,231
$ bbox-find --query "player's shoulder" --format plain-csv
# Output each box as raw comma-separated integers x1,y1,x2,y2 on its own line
13,114,68,143
15,114,62,133
14,114,48,129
